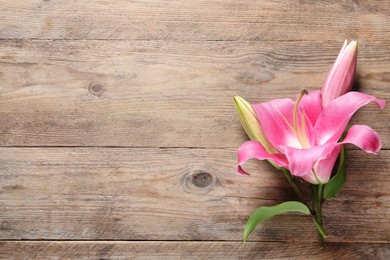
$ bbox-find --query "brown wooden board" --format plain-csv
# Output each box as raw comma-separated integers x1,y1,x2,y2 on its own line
0,1,389,41
1,0,390,258
0,40,388,147
0,148,388,242
1,241,389,259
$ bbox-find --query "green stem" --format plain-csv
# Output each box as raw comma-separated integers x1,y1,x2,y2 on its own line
311,185,318,210
311,215,327,238
316,184,325,242
281,169,327,241
282,169,310,209
317,184,324,225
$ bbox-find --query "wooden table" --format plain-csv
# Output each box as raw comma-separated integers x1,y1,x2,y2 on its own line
0,1,389,259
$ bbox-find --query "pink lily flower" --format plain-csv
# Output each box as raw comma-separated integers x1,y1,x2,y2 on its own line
322,40,358,107
237,90,385,184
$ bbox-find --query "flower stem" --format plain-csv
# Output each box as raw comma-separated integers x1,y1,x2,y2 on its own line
311,215,327,238
315,184,325,243
281,169,327,241
281,169,310,209
317,184,324,225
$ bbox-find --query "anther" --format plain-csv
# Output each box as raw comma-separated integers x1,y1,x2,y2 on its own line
300,88,309,96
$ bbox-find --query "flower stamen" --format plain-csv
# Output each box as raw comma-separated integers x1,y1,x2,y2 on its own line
293,89,308,131
293,89,310,148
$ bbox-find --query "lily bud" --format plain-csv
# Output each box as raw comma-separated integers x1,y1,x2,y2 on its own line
234,96,278,154
322,40,358,107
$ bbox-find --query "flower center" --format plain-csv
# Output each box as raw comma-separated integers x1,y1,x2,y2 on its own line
292,89,310,149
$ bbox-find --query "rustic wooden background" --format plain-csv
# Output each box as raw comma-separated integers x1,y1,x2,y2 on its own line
0,0,389,259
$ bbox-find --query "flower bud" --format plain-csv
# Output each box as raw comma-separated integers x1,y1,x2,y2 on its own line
322,40,358,107
234,96,278,154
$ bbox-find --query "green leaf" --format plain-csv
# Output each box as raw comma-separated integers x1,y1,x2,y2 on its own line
323,146,347,200
244,201,310,243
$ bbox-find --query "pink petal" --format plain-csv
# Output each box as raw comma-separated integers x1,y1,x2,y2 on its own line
327,41,348,78
315,92,385,145
237,165,250,176
298,90,323,126
253,98,312,150
322,41,357,107
314,124,382,183
313,143,342,183
237,141,288,175
299,172,320,184
341,125,382,154
281,144,329,181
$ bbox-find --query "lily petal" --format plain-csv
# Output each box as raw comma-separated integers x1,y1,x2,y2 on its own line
281,144,329,179
322,40,358,107
314,124,382,183
253,98,309,149
298,90,323,126
341,125,382,153
313,143,342,183
237,141,288,175
315,92,385,145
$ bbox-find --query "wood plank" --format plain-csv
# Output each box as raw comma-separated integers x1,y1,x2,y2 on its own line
0,0,389,41
1,241,389,259
0,148,389,242
1,40,388,147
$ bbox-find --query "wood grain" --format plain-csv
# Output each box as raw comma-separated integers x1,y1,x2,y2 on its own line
0,148,389,242
1,40,388,147
1,0,390,257
1,241,389,259
0,0,389,41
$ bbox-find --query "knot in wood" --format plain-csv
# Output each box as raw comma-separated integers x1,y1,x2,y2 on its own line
88,83,104,96
192,172,213,188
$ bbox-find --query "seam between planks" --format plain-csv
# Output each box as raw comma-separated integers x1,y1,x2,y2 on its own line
0,146,388,150
1,38,390,43
0,240,389,244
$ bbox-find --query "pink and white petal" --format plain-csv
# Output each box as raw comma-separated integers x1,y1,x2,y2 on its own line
301,106,316,147
281,144,328,181
321,41,357,107
237,141,288,175
253,98,302,149
313,143,342,184
298,90,323,126
322,42,348,101
300,172,321,185
315,92,385,145
341,125,382,154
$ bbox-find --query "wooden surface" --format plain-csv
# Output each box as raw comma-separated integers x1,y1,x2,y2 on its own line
0,0,389,259
1,242,389,259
